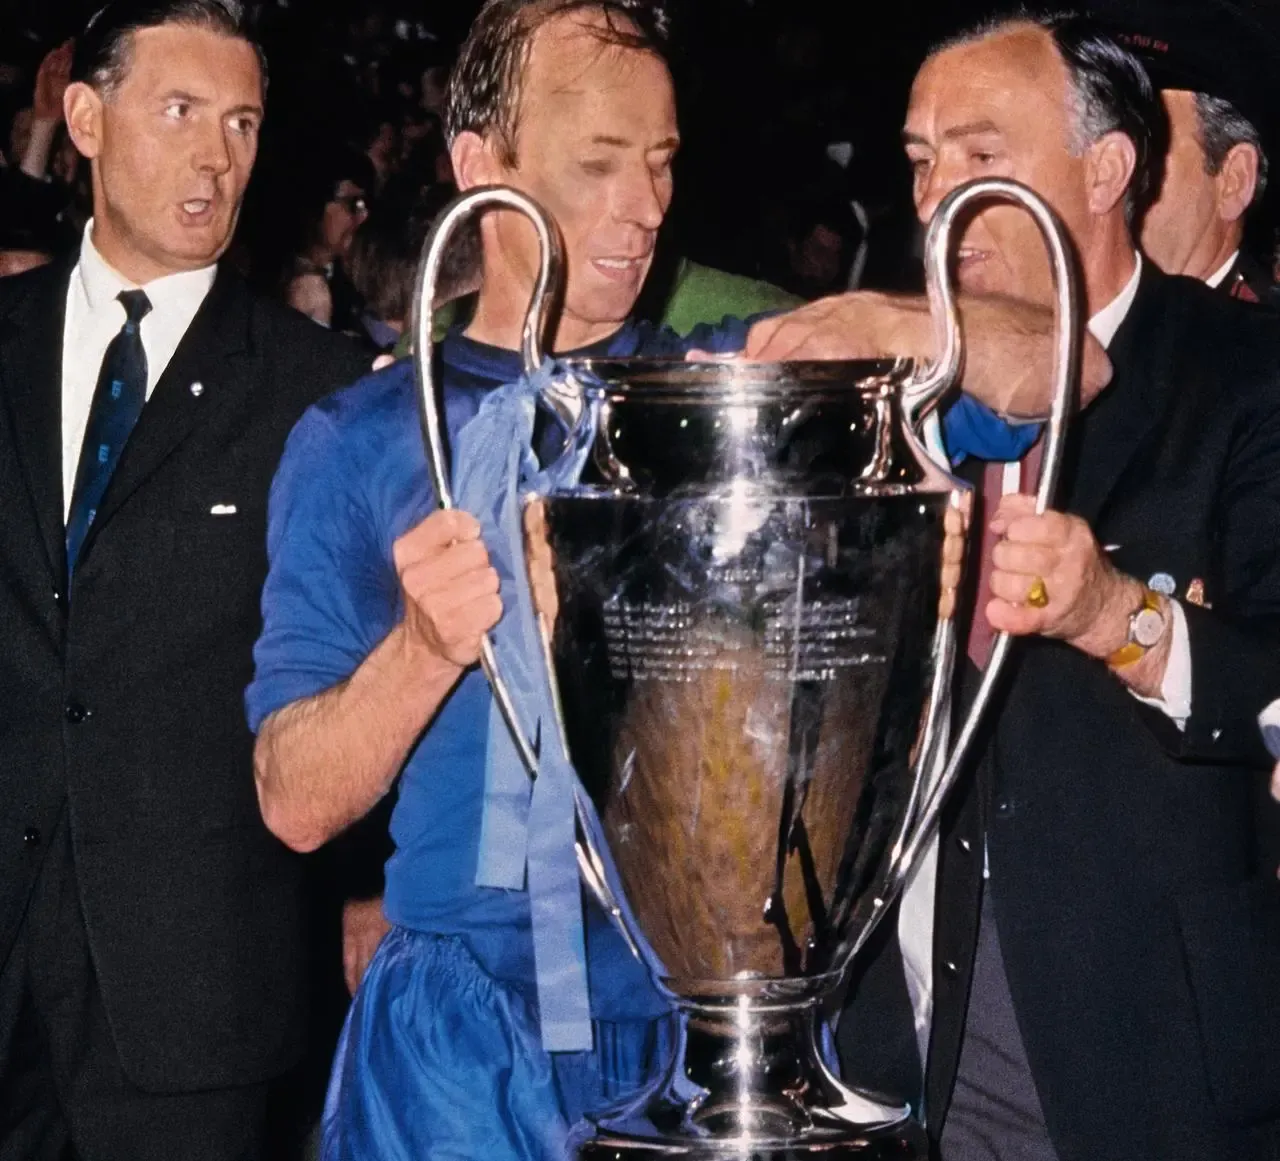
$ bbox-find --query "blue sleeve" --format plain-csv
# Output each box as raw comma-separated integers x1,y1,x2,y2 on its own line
244,407,399,734
941,396,1040,465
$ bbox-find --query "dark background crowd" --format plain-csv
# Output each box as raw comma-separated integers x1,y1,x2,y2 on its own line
10,0,1277,332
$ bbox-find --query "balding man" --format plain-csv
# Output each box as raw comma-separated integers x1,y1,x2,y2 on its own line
838,14,1280,1161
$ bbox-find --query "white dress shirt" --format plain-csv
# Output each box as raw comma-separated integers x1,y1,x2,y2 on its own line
1205,250,1240,291
897,254,1193,1075
61,222,216,518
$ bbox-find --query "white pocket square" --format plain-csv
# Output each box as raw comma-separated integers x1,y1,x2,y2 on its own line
210,504,238,516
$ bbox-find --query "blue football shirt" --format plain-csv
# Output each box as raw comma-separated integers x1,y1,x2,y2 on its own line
246,317,1034,1018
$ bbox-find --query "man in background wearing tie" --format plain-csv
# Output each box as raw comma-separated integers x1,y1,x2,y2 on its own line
0,1,367,1158
1097,0,1280,303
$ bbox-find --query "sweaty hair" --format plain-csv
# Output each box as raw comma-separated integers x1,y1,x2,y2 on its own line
935,10,1163,226
1194,93,1269,206
442,0,670,166
72,0,266,98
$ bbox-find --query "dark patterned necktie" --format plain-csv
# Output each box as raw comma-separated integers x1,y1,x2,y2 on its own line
66,289,152,575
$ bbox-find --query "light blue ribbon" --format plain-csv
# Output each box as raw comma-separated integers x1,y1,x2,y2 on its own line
452,361,602,1052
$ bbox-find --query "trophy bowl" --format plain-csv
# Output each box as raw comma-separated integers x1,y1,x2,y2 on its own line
411,181,1081,1160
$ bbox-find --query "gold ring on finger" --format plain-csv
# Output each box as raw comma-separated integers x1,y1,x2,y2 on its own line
1026,576,1050,609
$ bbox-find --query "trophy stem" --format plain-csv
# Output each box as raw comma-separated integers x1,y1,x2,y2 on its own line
575,999,928,1160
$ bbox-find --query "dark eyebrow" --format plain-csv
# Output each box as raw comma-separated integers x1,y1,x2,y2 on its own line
227,103,264,119
903,119,1003,148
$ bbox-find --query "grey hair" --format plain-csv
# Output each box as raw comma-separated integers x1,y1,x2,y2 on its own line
932,9,1163,225
1194,92,1269,205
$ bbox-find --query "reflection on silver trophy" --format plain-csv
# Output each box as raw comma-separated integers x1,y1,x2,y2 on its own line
413,178,1081,1158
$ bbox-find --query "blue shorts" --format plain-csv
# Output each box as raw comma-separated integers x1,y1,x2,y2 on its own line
321,926,662,1161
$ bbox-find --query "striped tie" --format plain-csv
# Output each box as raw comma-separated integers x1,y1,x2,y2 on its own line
66,289,152,575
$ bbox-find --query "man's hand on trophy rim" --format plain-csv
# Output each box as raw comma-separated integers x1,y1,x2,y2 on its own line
731,292,931,363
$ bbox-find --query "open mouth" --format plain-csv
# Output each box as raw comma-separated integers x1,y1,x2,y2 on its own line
592,256,647,281
180,198,215,220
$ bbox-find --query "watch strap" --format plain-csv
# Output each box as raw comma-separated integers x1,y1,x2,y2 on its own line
1107,587,1164,669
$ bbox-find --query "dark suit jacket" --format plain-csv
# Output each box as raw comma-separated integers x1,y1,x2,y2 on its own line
0,259,369,1093
839,266,1280,1161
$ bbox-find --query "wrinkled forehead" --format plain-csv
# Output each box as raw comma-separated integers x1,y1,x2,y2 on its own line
908,26,1070,141
518,11,673,128
113,23,265,103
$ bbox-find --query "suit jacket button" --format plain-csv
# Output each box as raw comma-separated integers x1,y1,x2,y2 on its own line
994,798,1013,817
23,827,41,847
943,960,959,977
64,701,88,724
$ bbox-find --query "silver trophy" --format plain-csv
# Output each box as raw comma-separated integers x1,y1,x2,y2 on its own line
413,179,1081,1158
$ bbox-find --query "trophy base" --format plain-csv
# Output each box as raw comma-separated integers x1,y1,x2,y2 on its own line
577,1120,928,1160
572,1002,926,1161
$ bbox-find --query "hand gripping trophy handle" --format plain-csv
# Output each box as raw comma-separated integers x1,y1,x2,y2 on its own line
411,184,561,784
410,185,642,949
875,177,1082,944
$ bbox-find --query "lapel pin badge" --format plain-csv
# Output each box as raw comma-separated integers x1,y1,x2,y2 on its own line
189,381,204,397
1148,572,1177,596
1185,578,1208,607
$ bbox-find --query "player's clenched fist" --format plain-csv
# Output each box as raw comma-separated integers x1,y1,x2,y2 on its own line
393,509,502,669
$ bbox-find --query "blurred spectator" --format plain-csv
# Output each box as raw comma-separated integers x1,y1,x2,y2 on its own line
769,180,865,299
364,116,400,193
0,216,56,277
345,211,426,349
419,63,447,115
282,146,374,331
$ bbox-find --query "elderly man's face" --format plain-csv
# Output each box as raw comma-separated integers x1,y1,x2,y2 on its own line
904,26,1096,305
489,12,678,343
1140,90,1240,278
65,24,263,283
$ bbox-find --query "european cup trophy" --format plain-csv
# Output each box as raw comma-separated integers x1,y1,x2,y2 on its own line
412,179,1081,1158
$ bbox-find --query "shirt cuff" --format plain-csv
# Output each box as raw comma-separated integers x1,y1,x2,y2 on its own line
1258,699,1280,759
1129,599,1191,729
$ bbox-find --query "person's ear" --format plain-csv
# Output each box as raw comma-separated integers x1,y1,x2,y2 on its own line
1085,130,1138,218
450,130,508,191
1216,142,1261,225
63,82,103,161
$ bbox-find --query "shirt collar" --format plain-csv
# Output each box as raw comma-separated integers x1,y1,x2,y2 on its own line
77,219,217,316
1087,253,1142,350
1205,250,1240,290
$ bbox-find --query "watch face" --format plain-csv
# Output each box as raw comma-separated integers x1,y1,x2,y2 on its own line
1133,607,1165,648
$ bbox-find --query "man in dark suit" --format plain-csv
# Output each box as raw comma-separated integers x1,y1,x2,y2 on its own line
839,13,1280,1161
1097,0,1280,304
0,2,368,1158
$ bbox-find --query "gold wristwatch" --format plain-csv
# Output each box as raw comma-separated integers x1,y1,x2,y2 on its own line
1107,586,1168,669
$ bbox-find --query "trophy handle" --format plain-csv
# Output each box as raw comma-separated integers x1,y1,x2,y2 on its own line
410,185,643,947
888,177,1083,900
411,184,565,783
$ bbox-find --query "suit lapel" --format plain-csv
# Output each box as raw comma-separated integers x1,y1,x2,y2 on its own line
0,260,74,585
1064,266,1174,526
88,268,255,536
